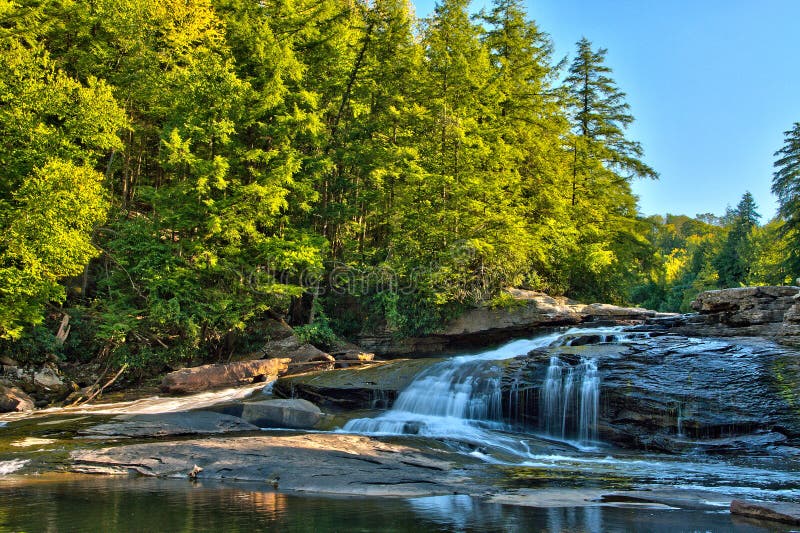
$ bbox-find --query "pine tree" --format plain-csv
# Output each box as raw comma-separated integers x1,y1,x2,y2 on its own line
480,0,573,291
565,37,657,207
561,37,657,302
713,191,760,287
772,122,800,274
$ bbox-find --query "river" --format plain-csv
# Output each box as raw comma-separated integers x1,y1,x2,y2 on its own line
1,326,798,531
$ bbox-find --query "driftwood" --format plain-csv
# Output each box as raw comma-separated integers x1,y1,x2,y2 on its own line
70,364,128,406
54,314,71,346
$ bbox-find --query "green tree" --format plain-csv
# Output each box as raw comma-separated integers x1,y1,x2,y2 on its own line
0,26,125,338
772,122,800,275
561,37,657,302
713,191,760,287
565,37,657,206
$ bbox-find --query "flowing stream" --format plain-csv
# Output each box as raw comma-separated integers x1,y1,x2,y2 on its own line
342,327,800,501
344,328,613,451
2,326,799,529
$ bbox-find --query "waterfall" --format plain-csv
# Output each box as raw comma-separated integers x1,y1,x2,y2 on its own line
343,328,609,454
343,357,507,436
343,332,567,439
539,357,599,445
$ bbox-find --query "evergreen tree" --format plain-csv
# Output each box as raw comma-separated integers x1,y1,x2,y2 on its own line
562,37,657,303
772,122,800,274
480,0,573,293
713,191,760,287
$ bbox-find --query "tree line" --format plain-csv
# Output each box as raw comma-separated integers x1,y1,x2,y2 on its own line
0,0,797,371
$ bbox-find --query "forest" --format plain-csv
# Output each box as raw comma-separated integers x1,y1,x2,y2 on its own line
1,0,799,374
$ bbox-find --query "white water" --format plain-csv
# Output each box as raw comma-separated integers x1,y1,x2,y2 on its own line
343,328,617,455
0,382,271,424
539,357,599,444
0,459,29,476
344,332,565,440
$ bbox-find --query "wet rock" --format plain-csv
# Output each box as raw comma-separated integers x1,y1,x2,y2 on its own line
69,433,475,497
730,499,800,525
0,385,34,412
80,411,259,437
273,358,439,409
160,358,290,394
503,333,800,453
240,398,322,429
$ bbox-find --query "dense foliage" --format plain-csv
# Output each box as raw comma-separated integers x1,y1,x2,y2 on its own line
0,0,794,371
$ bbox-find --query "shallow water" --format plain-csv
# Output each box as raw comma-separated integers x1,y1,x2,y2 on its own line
0,476,778,532
1,328,799,531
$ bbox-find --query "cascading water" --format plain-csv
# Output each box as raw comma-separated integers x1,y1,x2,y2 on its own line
343,328,616,455
343,335,562,440
539,357,599,445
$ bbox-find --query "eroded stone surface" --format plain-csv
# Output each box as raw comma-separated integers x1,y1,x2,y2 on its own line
70,433,476,497
730,499,800,525
80,411,259,437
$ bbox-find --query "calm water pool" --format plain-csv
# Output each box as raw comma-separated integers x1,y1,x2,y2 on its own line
0,475,778,532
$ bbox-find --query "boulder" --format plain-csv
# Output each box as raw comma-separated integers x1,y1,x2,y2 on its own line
692,286,799,317
0,385,34,412
779,293,800,345
0,356,18,367
160,358,290,394
33,367,65,390
673,286,800,340
730,499,800,525
81,411,259,438
257,335,335,372
240,398,322,429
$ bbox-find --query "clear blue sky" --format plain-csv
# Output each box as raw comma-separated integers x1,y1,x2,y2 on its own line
411,0,800,220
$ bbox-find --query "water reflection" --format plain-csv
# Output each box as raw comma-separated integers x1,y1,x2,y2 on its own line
0,476,778,532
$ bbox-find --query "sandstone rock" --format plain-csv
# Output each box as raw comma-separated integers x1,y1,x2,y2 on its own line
274,358,438,409
33,367,64,390
160,358,290,394
80,411,259,437
69,433,475,497
331,349,375,362
692,286,799,316
257,335,335,372
674,286,800,340
359,288,674,355
240,398,322,429
730,499,800,525
0,385,34,412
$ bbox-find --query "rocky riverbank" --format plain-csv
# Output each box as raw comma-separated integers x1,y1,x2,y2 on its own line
358,289,677,355
3,285,800,422
658,285,800,345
